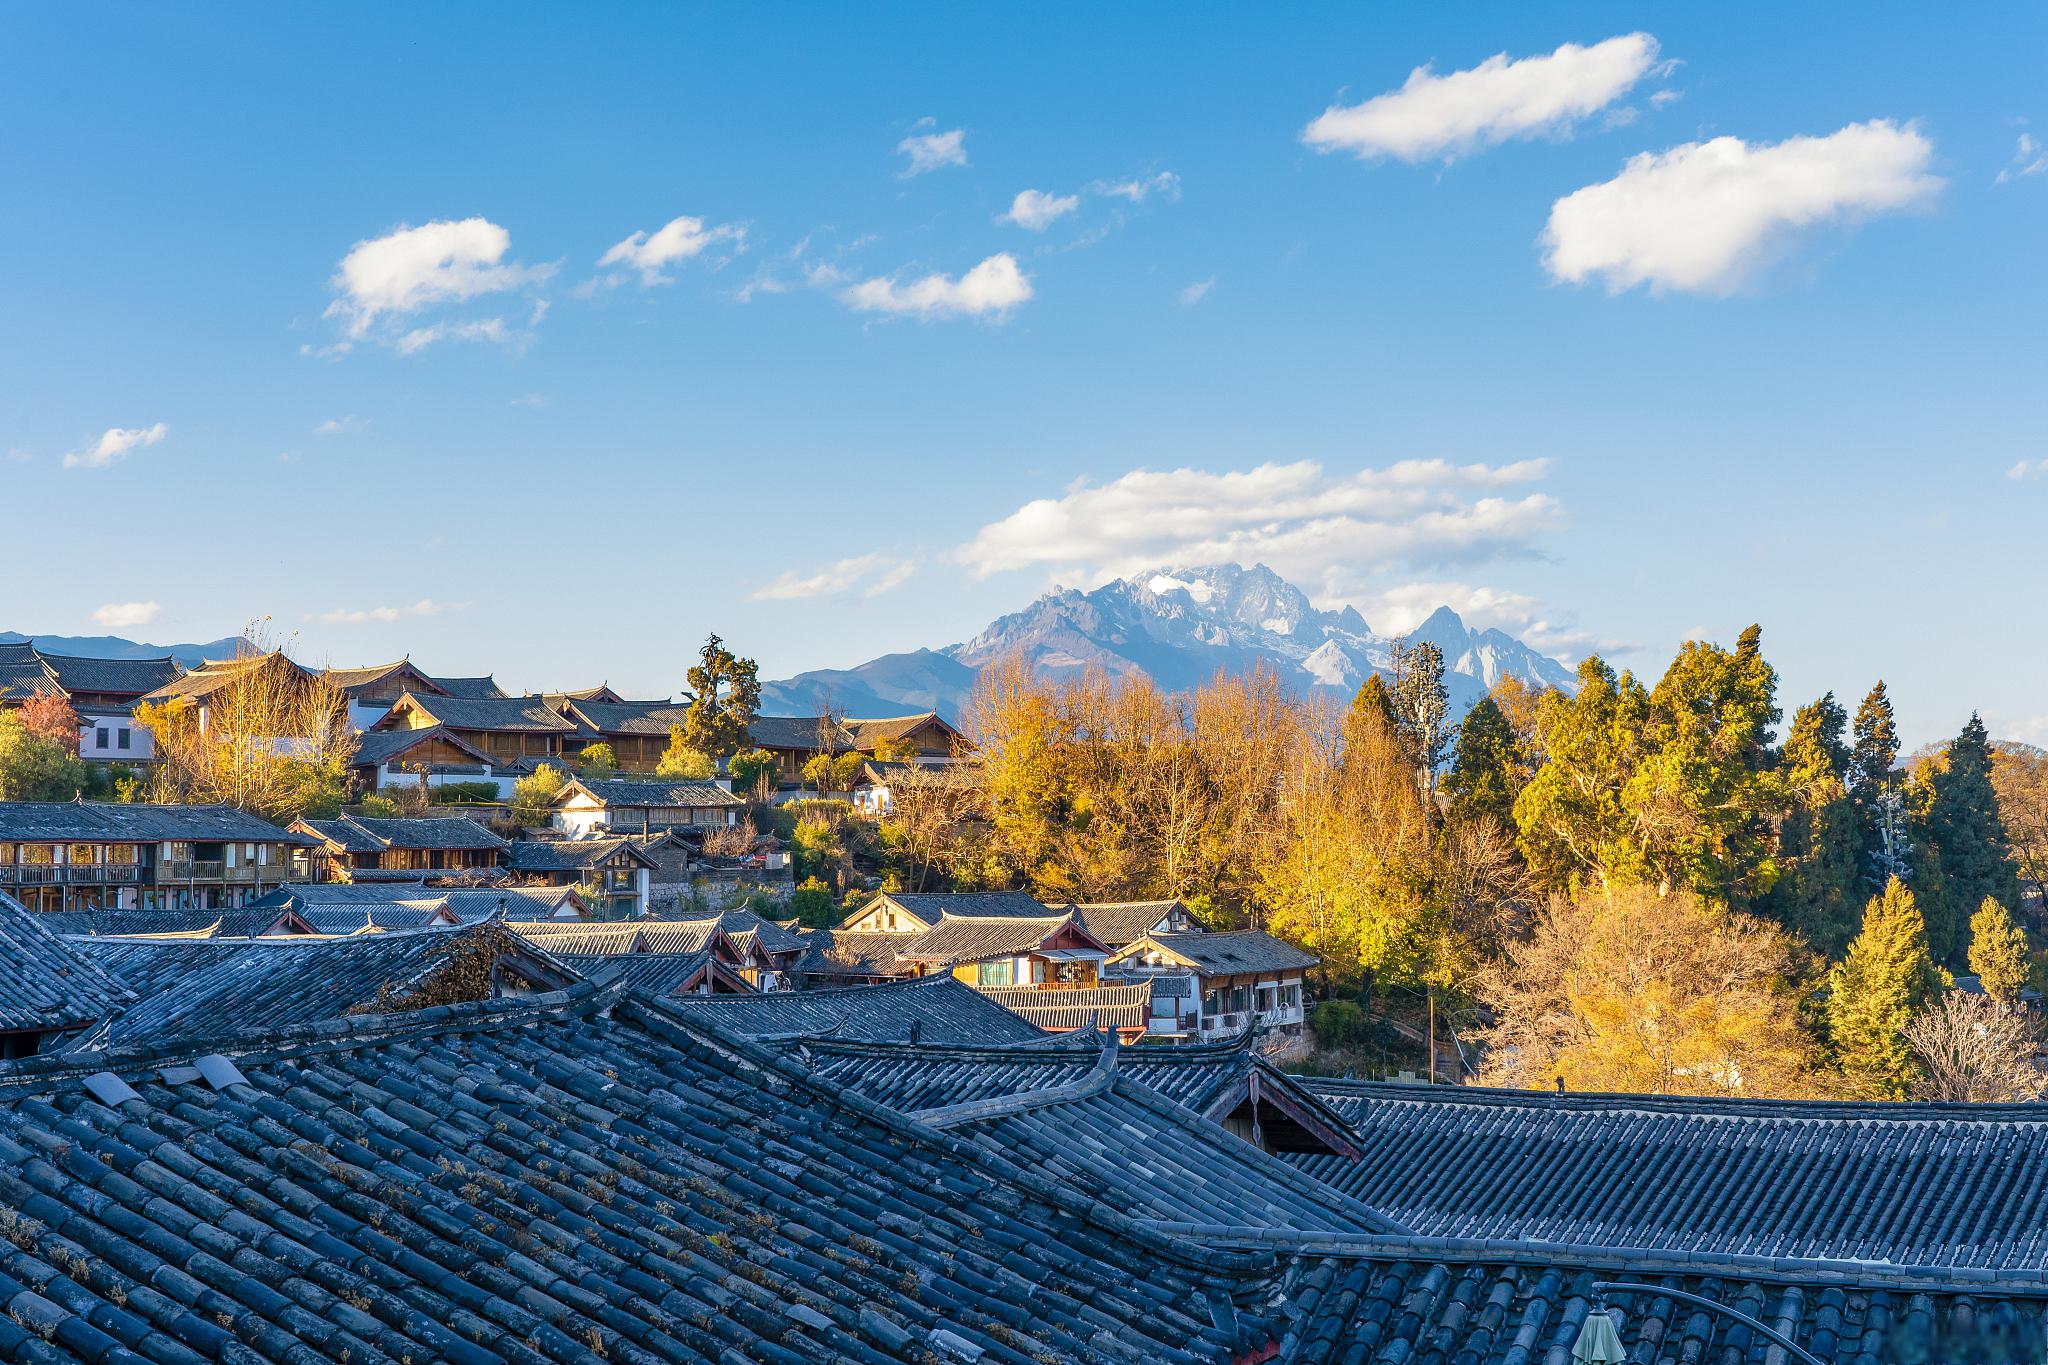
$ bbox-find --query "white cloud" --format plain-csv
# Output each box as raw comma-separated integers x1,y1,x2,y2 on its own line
1178,278,1215,305
955,459,1561,590
511,392,548,409
1001,189,1081,231
1091,171,1181,203
2008,458,2048,480
752,554,917,601
63,422,167,470
318,598,455,625
92,601,161,630
7,447,33,464
597,214,746,285
842,253,1032,319
1304,33,1664,162
1542,120,1942,295
897,125,967,177
1997,133,2046,185
323,218,552,351
313,415,363,435
1355,580,1624,659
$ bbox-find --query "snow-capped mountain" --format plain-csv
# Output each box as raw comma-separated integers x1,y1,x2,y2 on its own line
759,563,1578,719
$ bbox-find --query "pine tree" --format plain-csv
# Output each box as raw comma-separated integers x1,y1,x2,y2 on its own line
1849,681,1910,888
1762,692,1863,953
1916,714,2021,965
1513,656,1652,894
1620,626,1782,904
681,633,762,759
1967,897,2030,1004
1349,674,1398,736
1826,878,1944,1098
1445,696,1521,830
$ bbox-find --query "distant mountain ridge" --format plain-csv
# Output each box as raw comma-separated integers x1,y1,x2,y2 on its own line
759,563,1579,720
0,632,244,669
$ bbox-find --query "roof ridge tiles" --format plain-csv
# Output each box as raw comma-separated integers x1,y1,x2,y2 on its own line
618,994,1279,1278
1296,1076,2048,1123
912,1037,1121,1128
1135,1223,2048,1296
0,979,617,1091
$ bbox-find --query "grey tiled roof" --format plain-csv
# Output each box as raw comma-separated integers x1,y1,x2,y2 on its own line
561,699,694,736
0,800,310,844
1288,1078,2048,1273
1068,898,1190,946
867,890,1051,927
712,907,805,956
0,889,132,1034
503,835,654,872
0,988,1271,1365
296,813,508,853
511,918,724,956
897,911,1103,967
0,641,54,700
795,927,922,978
664,972,1048,1043
1116,929,1317,974
975,982,1153,1032
36,650,182,698
37,906,309,939
552,949,721,995
386,690,580,733
349,725,497,768
560,775,742,808
427,672,509,698
69,924,573,1047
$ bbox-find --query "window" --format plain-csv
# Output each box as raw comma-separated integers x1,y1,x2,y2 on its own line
976,960,1014,987
96,727,109,748
117,728,130,750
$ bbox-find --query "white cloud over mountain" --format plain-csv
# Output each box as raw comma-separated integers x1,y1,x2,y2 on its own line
955,458,1561,593
92,601,161,629
1303,34,1664,162
1542,120,1941,294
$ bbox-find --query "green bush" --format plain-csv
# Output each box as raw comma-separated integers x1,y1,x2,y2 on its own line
1311,1000,1370,1053
355,792,403,817
790,876,837,928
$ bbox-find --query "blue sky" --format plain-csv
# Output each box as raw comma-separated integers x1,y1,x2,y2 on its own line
2,4,2043,745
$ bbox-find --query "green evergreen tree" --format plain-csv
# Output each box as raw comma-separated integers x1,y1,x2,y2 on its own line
1762,692,1863,952
1349,673,1397,733
1445,696,1521,830
1513,655,1653,893
1967,896,2030,1004
1826,877,1944,1098
681,633,762,759
1916,714,2021,964
1620,626,1782,905
1849,681,1910,888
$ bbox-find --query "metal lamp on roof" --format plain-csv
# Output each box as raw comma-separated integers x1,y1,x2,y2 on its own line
1571,1309,1625,1364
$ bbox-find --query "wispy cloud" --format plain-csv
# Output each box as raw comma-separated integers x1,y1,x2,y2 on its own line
1089,171,1180,203
1001,189,1081,231
897,123,967,177
1356,580,1627,661
1178,278,1215,305
1543,119,1941,295
1304,34,1666,163
1997,132,2046,185
64,422,167,470
2008,458,2048,480
752,553,917,601
92,601,161,630
841,253,1032,319
319,218,553,354
595,214,747,286
313,415,364,435
955,458,1561,596
317,598,458,625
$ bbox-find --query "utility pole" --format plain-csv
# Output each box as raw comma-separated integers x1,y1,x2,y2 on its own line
1426,984,1436,1085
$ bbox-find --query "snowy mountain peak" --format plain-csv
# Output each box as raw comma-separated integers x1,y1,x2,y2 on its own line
763,562,1579,721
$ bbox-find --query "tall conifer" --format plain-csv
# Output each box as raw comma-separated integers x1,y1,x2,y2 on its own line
1826,877,1944,1098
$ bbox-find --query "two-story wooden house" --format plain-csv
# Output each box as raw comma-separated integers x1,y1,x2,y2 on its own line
1106,930,1317,1042
896,911,1112,988
0,800,313,914
372,691,587,771
502,836,657,918
289,814,510,882
745,711,969,785
547,699,695,770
